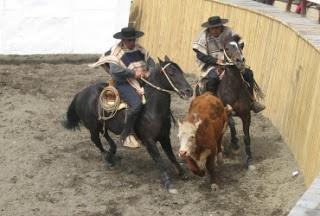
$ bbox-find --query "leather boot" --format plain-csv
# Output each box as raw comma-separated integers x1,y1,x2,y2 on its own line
206,76,220,95
244,69,265,113
121,110,140,148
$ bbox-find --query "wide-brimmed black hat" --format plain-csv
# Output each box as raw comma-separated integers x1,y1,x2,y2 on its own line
201,16,228,28
113,27,144,39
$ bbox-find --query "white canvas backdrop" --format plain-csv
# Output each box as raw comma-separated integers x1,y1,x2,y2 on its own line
0,0,131,54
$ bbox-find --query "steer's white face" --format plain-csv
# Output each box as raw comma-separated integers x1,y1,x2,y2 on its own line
177,119,201,157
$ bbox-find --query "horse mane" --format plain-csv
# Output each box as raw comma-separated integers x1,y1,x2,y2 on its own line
231,34,241,43
168,62,183,73
224,65,264,100
226,34,244,50
158,60,183,74
154,62,161,72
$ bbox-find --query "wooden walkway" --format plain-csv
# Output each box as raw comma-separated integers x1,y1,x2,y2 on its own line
218,0,320,49
288,175,320,215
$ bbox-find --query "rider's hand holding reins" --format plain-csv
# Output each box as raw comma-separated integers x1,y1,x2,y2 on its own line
135,68,144,79
216,59,225,65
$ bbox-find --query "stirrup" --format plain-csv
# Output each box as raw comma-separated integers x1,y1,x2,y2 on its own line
123,135,141,149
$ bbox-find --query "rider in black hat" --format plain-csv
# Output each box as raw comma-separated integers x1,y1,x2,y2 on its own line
193,16,265,113
101,27,155,148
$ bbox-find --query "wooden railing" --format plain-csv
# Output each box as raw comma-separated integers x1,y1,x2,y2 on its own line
286,0,320,23
130,0,320,186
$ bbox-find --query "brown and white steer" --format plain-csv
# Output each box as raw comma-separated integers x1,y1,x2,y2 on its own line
178,92,231,190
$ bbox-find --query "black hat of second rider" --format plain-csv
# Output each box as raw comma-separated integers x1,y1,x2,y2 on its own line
201,16,228,28
113,27,144,39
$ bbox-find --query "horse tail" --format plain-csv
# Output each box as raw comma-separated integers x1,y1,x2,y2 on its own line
169,109,177,127
253,79,265,100
63,95,80,130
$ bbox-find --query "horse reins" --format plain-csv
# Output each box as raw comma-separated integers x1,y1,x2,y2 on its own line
141,62,181,95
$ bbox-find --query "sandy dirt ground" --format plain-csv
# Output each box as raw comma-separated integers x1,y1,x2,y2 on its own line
0,62,305,216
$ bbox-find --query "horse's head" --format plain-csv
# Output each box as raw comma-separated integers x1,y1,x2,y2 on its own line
224,35,245,70
156,56,193,99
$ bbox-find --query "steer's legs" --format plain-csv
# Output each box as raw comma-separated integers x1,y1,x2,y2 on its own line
206,153,218,191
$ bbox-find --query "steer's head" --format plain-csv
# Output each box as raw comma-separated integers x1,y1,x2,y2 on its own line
177,118,202,157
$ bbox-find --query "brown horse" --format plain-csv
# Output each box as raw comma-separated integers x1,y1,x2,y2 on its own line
196,35,263,170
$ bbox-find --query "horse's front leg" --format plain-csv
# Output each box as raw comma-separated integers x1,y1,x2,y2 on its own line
228,116,240,151
90,129,114,166
241,114,255,170
142,137,178,194
159,136,188,180
103,131,120,166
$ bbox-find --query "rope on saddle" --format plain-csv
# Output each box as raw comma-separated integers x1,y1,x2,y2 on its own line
98,86,121,121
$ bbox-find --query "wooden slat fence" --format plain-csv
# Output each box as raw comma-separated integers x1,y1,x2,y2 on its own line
130,0,320,186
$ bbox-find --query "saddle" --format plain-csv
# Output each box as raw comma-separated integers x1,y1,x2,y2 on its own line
98,81,141,148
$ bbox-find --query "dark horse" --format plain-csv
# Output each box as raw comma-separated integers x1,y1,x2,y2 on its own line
63,56,193,193
196,36,263,170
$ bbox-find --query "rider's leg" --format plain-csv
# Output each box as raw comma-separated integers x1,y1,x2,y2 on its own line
243,68,265,113
116,82,142,148
205,68,220,95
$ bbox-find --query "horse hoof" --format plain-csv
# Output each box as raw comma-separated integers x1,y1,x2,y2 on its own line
232,148,241,155
248,164,256,171
102,153,116,166
246,158,255,171
168,188,179,194
211,184,219,191
232,144,240,150
114,155,122,161
165,181,178,194
231,138,240,151
217,152,224,166
180,173,189,181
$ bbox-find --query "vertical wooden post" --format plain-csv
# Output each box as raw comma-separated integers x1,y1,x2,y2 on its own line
287,0,293,11
301,0,307,16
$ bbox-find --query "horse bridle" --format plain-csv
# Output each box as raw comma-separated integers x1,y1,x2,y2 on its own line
221,43,249,86
221,42,248,69
223,48,236,64
141,62,182,95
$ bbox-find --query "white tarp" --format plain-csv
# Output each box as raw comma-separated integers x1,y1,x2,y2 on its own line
0,0,131,54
